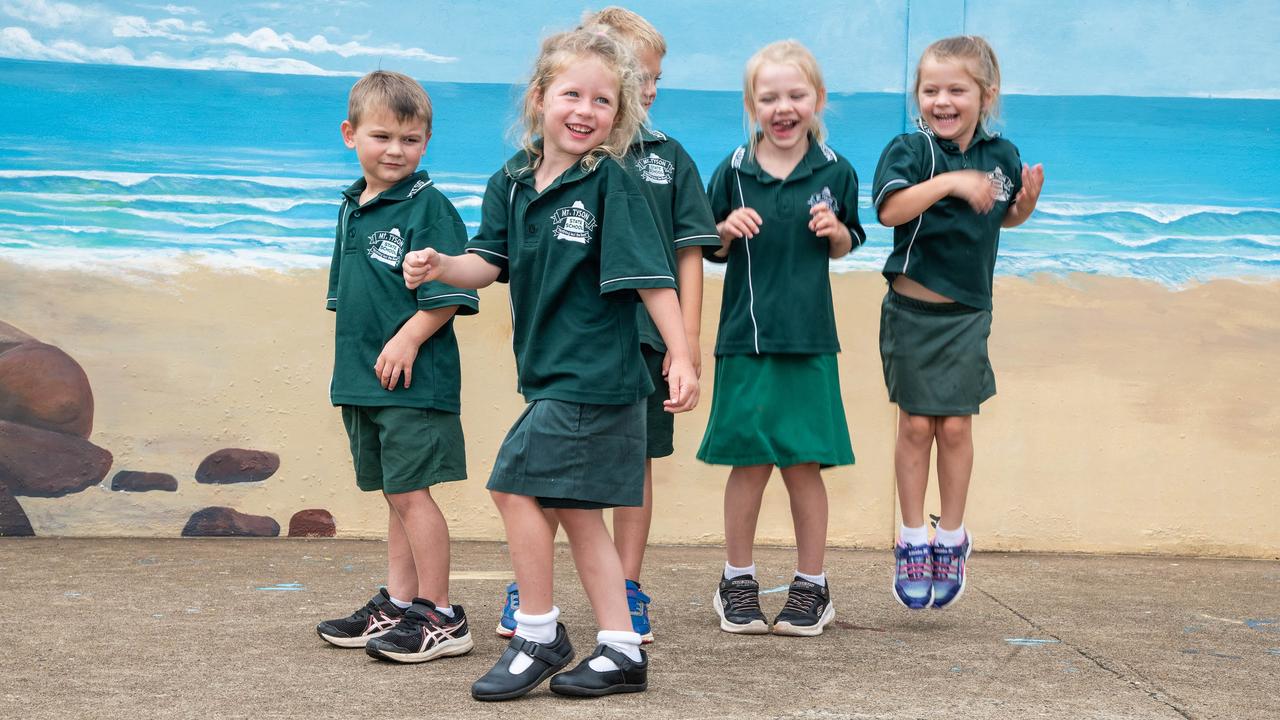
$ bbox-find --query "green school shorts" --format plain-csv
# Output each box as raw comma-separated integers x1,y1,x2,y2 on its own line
341,405,467,494
487,398,646,508
697,353,854,469
879,288,996,416
643,345,675,459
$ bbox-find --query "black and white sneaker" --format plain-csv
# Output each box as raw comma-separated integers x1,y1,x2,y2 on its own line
365,598,474,663
771,577,834,636
713,574,769,634
316,588,404,648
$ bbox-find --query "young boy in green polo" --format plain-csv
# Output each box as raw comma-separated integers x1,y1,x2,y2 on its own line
314,70,479,664
492,7,723,645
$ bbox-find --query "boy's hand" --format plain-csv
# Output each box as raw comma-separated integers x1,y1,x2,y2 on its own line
403,248,444,289
1010,163,1045,217
662,356,699,413
947,170,998,214
662,334,703,381
808,202,850,243
718,207,764,241
374,333,420,390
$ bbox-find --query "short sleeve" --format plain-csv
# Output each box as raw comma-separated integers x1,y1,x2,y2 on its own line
872,134,927,211
465,171,512,283
325,201,346,311
598,174,676,301
837,162,866,248
413,198,479,316
670,144,720,251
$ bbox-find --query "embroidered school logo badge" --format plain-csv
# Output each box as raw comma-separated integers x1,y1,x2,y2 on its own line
367,227,405,266
807,186,839,214
406,179,431,198
550,201,597,244
987,166,1013,202
635,152,675,185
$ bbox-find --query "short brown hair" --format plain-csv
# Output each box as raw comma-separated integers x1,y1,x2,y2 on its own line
581,6,666,57
347,70,433,131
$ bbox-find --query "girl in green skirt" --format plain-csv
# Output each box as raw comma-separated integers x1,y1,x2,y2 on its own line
698,40,865,638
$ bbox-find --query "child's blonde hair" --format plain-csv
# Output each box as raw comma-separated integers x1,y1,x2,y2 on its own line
581,6,666,57
347,70,432,132
913,35,1002,132
516,27,646,172
742,40,827,157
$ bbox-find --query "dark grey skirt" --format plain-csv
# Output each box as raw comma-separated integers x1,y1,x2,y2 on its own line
879,288,995,416
487,398,646,508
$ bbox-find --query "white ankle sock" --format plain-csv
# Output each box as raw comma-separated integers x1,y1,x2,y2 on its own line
900,523,928,546
935,523,967,546
724,561,755,580
389,596,412,609
588,630,642,671
795,570,826,587
509,606,559,674
435,604,455,618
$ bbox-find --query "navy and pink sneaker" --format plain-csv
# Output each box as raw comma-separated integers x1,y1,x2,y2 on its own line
930,533,973,609
893,541,934,610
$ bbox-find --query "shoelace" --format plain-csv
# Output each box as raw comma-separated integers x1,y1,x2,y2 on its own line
781,585,822,614
897,545,932,580
724,585,762,612
933,547,963,580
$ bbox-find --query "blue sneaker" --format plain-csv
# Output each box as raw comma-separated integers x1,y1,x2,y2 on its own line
893,541,934,609
931,533,973,609
626,579,653,644
496,582,518,638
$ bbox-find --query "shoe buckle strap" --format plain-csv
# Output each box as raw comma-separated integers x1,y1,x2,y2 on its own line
511,636,566,664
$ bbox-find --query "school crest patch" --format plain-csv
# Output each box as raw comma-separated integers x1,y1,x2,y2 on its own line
367,227,405,266
635,152,674,185
988,166,1013,202
550,201,596,244
807,186,839,214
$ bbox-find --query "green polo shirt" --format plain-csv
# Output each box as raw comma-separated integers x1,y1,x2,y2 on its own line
467,151,677,405
627,128,721,352
326,170,479,412
872,121,1023,311
705,138,866,356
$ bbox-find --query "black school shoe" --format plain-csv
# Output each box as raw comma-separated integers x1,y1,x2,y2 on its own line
713,574,770,634
549,644,648,697
365,599,474,663
771,577,835,636
316,588,404,648
471,622,575,701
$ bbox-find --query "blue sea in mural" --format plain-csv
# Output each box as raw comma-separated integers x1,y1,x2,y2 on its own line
1,59,1277,284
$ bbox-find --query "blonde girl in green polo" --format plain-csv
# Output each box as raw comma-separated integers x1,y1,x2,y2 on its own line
700,40,865,638
404,28,698,700
873,36,1044,611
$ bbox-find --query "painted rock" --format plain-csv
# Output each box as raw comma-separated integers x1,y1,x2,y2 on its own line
181,507,279,537
0,341,94,438
0,485,34,536
111,471,178,492
195,449,280,484
287,509,336,537
0,420,112,497
0,320,35,353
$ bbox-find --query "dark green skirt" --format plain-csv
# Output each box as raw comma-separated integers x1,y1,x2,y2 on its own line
879,288,995,416
487,398,646,508
697,353,854,468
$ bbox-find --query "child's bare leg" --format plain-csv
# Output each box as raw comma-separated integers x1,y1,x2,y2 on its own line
612,459,654,581
384,498,417,601
895,411,936,528
934,415,974,531
384,488,449,606
724,464,773,568
558,508,631,631
490,491,555,614
779,463,827,576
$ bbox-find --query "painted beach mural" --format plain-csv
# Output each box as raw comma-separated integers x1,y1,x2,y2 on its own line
0,1,1276,554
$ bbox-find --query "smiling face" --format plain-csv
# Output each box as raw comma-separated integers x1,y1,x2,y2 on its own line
749,60,825,155
341,107,429,196
916,55,994,150
537,55,621,169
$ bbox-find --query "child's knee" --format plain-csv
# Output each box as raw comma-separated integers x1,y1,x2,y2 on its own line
935,416,973,447
898,414,935,445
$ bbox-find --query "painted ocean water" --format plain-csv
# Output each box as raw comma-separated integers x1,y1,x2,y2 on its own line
1,59,1277,285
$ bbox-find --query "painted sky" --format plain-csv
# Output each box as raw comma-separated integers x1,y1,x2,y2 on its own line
0,0,1276,96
